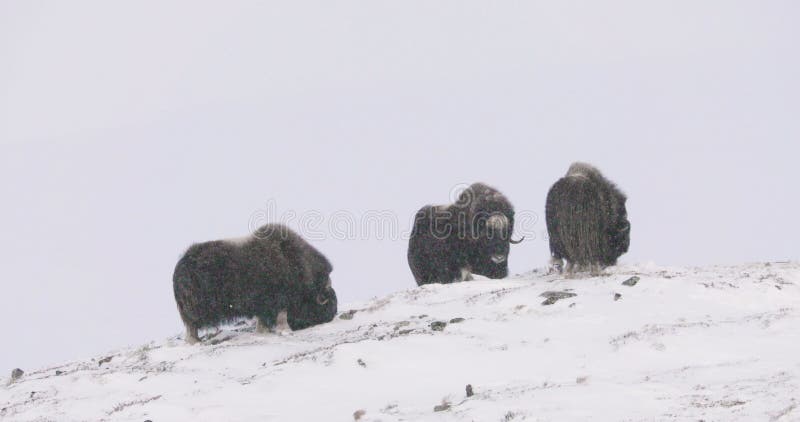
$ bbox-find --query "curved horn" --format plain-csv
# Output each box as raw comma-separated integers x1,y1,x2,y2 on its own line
509,236,525,244
315,293,330,306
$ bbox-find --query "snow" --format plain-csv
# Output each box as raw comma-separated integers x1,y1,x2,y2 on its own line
2,262,799,421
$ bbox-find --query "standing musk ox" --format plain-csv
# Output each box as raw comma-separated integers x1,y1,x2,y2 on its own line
172,224,337,344
408,183,524,286
546,162,630,274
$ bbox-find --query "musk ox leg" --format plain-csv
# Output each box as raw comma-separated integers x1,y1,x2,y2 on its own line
255,318,273,334
460,268,474,282
256,310,291,334
564,261,582,278
549,256,564,274
274,310,292,334
184,325,200,345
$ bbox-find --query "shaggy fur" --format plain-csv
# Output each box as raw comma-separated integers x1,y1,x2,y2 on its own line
408,183,518,285
546,162,630,274
172,224,337,343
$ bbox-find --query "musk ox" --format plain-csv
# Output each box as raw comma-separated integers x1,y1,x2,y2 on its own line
408,183,523,286
545,162,630,274
172,224,337,344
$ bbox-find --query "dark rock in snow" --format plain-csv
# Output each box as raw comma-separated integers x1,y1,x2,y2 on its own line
357,359,366,368
614,293,622,301
10,368,23,382
430,321,447,331
353,409,366,420
394,321,410,330
449,317,465,324
434,402,451,412
98,356,113,366
622,276,640,286
540,291,577,305
466,384,474,397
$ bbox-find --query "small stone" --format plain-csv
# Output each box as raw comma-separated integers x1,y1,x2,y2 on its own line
540,291,577,305
398,329,413,336
10,368,23,381
340,310,357,320
55,370,64,376
430,321,447,331
449,318,465,324
394,321,410,330
353,409,366,420
614,293,622,301
417,314,429,319
466,384,474,397
98,356,113,366
434,402,451,412
622,276,640,286
576,376,588,384
357,359,366,368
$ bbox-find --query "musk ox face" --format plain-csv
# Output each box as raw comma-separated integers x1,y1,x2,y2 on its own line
610,203,631,256
469,212,511,277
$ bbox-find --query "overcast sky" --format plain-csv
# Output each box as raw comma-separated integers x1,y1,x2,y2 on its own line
1,1,798,372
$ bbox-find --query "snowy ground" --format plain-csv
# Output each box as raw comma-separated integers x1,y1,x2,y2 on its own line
2,262,799,421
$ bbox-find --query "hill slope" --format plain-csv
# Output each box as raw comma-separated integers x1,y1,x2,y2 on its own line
2,262,799,421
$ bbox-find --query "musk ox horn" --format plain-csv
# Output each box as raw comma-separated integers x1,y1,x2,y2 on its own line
315,293,330,306
509,236,525,244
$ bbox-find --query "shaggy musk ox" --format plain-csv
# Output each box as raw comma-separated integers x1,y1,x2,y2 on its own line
408,183,523,286
172,224,337,344
546,162,630,274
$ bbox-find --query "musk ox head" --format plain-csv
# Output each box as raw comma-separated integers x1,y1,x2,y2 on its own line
288,247,338,330
609,199,630,259
288,282,338,331
456,183,523,279
468,212,512,278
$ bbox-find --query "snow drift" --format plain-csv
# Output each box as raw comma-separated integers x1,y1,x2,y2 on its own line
2,262,799,421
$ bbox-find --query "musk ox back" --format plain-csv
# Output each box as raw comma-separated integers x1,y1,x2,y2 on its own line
408,183,522,286
172,224,337,344
545,162,630,274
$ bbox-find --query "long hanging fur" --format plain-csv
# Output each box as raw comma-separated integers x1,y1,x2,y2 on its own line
546,163,630,273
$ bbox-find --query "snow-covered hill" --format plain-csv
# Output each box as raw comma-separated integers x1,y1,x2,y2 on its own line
2,262,799,421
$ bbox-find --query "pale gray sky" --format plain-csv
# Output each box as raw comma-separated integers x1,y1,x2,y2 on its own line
1,1,798,372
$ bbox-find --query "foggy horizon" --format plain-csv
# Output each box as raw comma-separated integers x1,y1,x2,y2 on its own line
2,1,798,372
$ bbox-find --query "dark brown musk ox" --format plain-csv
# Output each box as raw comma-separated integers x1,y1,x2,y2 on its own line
408,183,524,286
545,162,630,275
172,224,337,344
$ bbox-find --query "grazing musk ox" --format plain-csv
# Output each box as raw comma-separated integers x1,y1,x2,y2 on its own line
408,183,523,286
546,162,630,274
172,224,337,344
